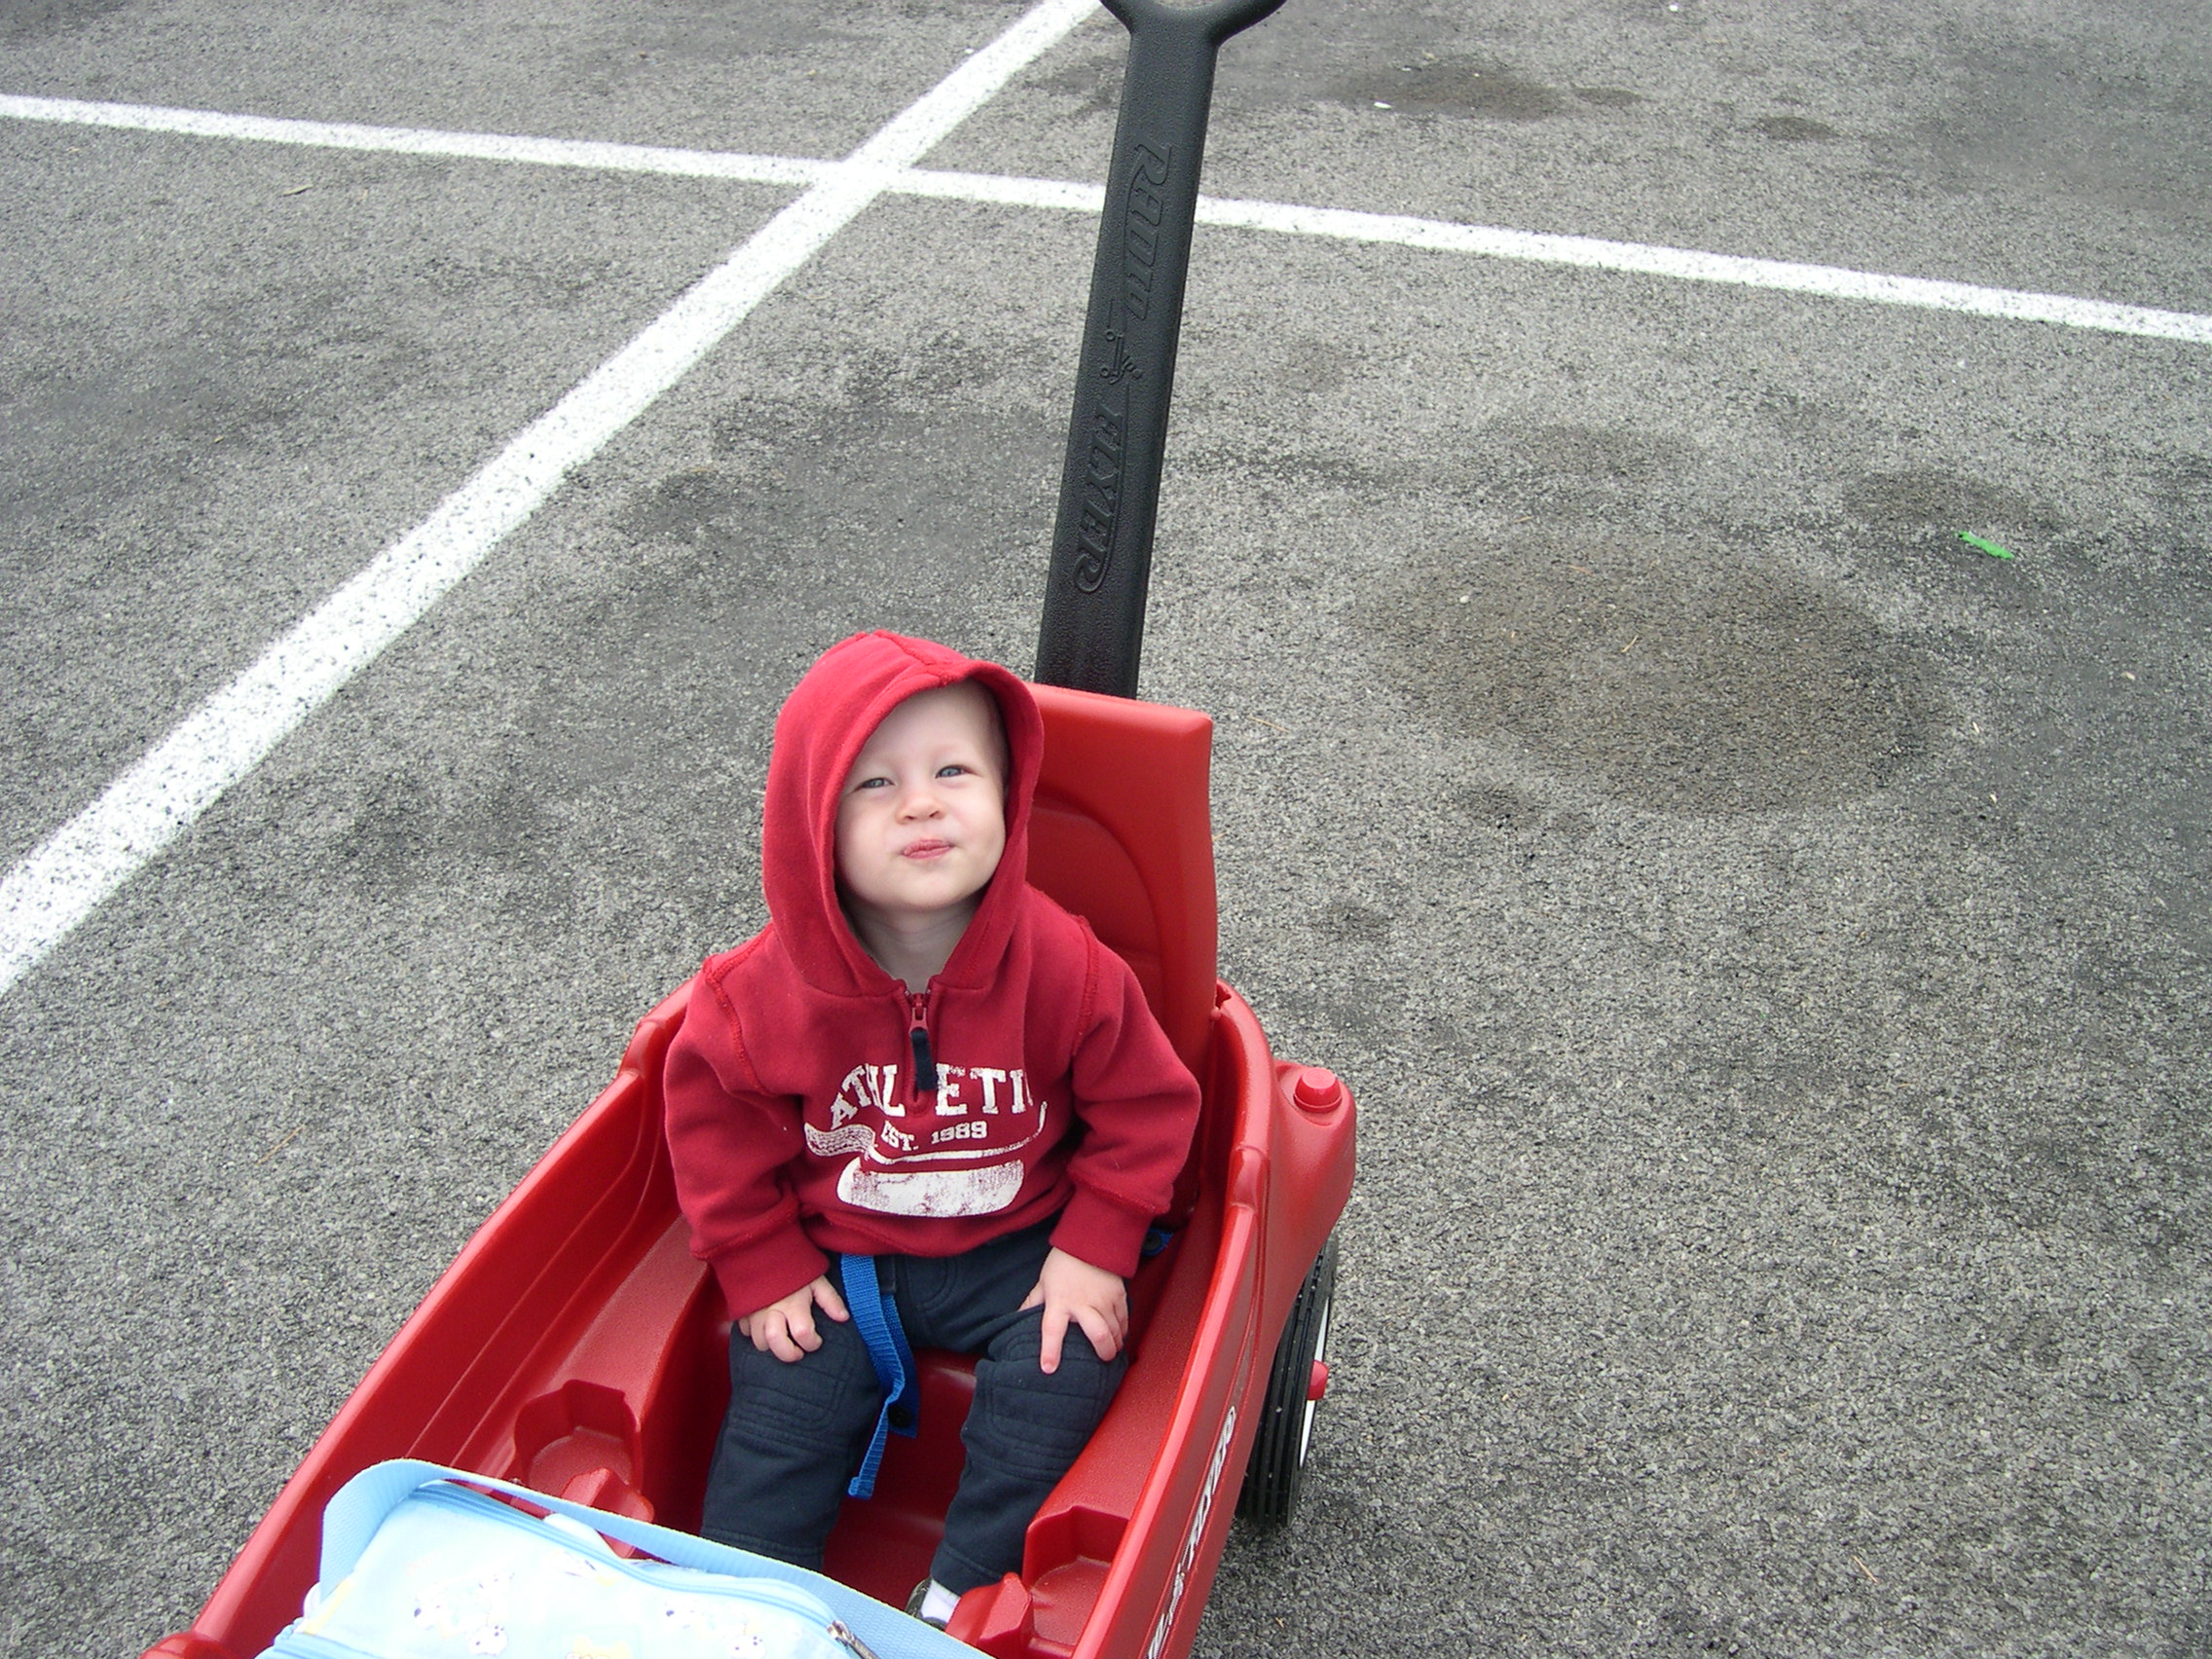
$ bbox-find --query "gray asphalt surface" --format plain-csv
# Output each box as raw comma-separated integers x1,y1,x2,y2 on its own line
4,1,2208,1656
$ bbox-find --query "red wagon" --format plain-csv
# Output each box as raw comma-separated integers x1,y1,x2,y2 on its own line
144,0,1354,1653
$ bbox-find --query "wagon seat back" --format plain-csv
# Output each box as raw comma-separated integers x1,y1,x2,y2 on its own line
1024,682,1216,1090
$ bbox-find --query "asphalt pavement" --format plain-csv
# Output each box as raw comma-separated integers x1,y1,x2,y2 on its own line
3,0,2207,1655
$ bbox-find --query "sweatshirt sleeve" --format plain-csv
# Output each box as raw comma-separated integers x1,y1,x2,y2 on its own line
662,968,830,1316
1049,932,1203,1277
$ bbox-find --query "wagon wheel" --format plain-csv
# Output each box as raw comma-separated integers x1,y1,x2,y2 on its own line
1236,1234,1338,1526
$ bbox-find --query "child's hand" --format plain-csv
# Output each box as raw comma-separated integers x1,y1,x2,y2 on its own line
738,1275,850,1363
1020,1247,1128,1374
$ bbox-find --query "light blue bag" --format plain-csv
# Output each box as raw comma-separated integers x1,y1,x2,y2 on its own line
260,1459,977,1659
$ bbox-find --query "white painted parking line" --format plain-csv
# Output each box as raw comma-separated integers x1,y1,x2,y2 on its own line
0,0,1093,999
1191,197,2212,346
0,92,824,186
8,92,2211,345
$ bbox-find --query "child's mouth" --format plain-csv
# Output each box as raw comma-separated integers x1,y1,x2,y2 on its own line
902,839,952,861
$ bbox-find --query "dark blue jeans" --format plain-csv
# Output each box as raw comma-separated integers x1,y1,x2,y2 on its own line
699,1218,1126,1594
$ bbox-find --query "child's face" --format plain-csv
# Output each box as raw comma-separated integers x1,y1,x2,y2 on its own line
834,682,1008,932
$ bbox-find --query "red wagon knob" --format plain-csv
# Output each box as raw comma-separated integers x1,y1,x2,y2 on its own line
1308,1360,1330,1402
1292,1066,1343,1112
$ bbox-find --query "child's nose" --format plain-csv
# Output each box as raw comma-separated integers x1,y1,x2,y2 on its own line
895,780,944,818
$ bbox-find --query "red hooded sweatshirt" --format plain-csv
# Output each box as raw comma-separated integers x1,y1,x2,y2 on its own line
663,631,1201,1318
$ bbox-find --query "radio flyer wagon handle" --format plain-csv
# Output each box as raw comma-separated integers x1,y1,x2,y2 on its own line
1034,0,1289,698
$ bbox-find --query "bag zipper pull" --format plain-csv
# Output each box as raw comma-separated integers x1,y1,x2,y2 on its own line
906,992,939,1101
828,1620,886,1659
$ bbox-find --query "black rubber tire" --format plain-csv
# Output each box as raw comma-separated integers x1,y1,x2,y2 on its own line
1235,1233,1339,1527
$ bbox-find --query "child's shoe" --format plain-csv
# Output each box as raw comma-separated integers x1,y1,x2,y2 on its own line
904,1579,958,1630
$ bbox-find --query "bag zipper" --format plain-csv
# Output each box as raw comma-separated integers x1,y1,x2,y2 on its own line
419,1486,847,1622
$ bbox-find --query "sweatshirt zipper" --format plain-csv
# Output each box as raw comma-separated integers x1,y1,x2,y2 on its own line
905,990,939,1107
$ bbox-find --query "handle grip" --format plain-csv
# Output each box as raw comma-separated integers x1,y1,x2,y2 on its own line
1034,0,1286,697
1099,0,1288,46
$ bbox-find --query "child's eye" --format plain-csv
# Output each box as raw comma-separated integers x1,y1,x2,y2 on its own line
854,776,892,791
935,763,970,779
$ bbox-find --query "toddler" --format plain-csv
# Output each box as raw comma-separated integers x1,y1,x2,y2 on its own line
664,631,1200,1624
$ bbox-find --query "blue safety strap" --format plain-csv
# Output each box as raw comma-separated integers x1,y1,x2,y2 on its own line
313,1459,977,1659
838,1254,919,1500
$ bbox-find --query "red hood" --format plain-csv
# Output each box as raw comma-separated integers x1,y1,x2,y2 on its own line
762,631,1044,998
